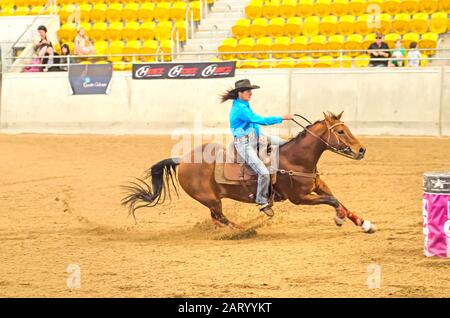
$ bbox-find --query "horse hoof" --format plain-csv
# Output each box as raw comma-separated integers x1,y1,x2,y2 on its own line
361,220,376,234
334,215,346,227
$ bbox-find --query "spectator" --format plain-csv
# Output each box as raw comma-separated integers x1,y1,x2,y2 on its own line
33,25,54,72
407,42,421,67
74,28,95,56
390,40,406,67
59,44,75,71
368,33,390,67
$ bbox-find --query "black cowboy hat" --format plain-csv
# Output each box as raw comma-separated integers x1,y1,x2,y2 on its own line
230,79,260,93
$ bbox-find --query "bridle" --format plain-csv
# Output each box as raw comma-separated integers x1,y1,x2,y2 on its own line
291,114,357,160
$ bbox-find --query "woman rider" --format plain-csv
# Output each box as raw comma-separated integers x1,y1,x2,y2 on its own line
220,79,293,217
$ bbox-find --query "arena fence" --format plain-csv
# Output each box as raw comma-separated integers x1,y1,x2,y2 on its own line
0,66,449,137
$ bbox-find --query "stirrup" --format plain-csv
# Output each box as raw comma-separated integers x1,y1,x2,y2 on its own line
258,203,274,217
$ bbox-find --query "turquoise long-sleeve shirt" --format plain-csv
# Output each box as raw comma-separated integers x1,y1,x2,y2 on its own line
229,99,283,138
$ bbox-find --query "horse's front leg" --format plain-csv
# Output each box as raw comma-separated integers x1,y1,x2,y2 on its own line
313,177,376,233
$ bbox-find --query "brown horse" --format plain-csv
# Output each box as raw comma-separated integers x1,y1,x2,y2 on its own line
122,111,376,234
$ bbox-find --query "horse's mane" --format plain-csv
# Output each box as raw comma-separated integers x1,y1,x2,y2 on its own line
280,112,339,148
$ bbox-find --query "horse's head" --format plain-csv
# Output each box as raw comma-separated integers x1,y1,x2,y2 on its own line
322,111,366,160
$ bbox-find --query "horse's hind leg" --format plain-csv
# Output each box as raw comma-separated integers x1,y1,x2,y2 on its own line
313,177,376,233
205,200,243,230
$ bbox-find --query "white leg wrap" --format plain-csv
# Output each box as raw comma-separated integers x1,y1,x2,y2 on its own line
361,220,372,233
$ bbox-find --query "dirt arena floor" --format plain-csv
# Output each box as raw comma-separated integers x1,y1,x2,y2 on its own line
0,133,449,298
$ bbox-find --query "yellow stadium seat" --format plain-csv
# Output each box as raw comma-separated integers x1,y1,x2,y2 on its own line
236,37,255,60
420,53,429,66
15,6,29,16
275,57,295,68
348,0,366,16
384,32,401,48
302,16,320,36
58,23,77,43
331,0,349,16
267,17,286,37
419,32,438,55
290,35,308,58
122,3,139,23
402,32,420,48
382,0,402,15
218,38,238,60
259,61,271,68
319,15,338,36
123,40,142,62
154,2,171,21
401,0,420,14
159,40,173,62
296,0,314,18
271,36,290,58
238,60,260,69
0,7,14,17
189,1,201,23
343,33,363,57
367,0,383,10
411,12,430,33
138,3,155,21
355,14,371,35
30,6,46,16
337,15,355,35
79,61,92,65
137,21,156,40
362,33,377,50
377,13,393,35
249,18,268,38
78,3,92,23
105,22,124,41
284,17,302,37
334,55,352,68
122,21,140,41
314,0,331,17
1,0,15,7
430,11,448,33
420,0,439,14
59,4,75,23
279,0,296,19
307,35,326,57
314,55,334,67
79,22,92,33
170,2,187,22
355,54,370,67
326,34,344,57
155,21,173,41
90,3,107,23
174,21,187,42
141,40,158,62
94,41,108,56
438,0,450,12
245,0,263,20
89,22,107,41
254,37,273,59
96,60,110,64
108,40,125,62
294,55,314,67
106,3,123,22
392,13,411,34
262,0,280,20
232,19,251,39
113,61,127,71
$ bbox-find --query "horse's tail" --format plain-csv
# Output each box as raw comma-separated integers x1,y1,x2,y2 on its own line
121,158,180,221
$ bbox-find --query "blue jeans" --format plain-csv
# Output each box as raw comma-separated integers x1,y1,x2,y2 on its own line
234,132,287,205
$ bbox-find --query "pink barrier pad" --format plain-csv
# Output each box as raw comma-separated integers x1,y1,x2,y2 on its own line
423,194,450,258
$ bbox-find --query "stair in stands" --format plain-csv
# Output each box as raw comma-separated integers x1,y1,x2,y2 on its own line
177,0,249,61
431,32,450,66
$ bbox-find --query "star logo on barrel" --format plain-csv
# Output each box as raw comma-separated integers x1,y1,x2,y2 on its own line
431,179,449,189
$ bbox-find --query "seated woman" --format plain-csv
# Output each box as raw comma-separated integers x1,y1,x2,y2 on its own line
33,25,54,72
74,28,96,56
59,44,75,71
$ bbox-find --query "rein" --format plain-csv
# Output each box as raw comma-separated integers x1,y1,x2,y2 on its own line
291,114,357,160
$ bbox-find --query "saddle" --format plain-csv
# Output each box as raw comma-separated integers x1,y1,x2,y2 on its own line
214,142,278,186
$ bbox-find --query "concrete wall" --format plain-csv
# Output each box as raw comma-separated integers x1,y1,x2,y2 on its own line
1,67,449,136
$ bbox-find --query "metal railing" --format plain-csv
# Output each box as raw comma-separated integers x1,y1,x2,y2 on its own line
3,47,449,73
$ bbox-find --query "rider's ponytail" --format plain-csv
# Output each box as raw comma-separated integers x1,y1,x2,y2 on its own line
220,88,239,103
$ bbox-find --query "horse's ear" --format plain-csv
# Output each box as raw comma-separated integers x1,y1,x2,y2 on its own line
323,112,332,125
323,112,329,120
336,111,344,120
